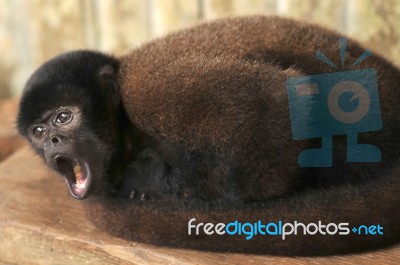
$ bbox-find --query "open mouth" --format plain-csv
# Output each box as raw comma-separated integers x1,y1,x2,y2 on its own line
54,156,91,200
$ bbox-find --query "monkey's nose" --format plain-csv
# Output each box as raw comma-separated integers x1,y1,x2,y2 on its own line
51,136,60,144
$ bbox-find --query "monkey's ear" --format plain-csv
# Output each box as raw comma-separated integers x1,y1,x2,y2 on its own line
98,65,120,106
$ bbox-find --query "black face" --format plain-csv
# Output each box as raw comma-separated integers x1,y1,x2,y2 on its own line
28,106,94,199
17,50,125,200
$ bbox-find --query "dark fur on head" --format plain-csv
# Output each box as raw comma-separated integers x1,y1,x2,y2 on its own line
17,51,120,142
17,51,137,198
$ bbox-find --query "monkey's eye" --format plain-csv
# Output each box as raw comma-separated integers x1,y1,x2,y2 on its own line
32,126,46,138
55,112,72,124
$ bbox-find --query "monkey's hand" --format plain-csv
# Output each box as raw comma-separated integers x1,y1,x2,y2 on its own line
113,148,180,200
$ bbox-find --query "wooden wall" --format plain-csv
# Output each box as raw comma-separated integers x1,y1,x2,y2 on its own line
1,0,399,97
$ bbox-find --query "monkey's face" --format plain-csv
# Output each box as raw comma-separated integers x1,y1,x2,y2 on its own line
26,106,99,199
17,51,121,200
19,99,118,200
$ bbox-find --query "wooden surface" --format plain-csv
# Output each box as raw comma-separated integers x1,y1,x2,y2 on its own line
1,99,400,264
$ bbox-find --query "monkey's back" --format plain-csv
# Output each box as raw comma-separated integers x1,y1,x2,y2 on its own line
119,16,400,199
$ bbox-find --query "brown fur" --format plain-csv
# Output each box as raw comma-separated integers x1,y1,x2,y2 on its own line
81,15,400,255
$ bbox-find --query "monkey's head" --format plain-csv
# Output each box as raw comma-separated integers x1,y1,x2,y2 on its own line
17,51,124,200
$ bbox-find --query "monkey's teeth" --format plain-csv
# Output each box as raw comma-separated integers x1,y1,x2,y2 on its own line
73,164,86,188
73,164,80,173
75,182,86,189
55,156,90,198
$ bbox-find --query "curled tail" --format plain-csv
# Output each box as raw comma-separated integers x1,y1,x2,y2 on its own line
84,168,400,256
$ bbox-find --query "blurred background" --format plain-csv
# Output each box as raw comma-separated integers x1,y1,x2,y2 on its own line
1,0,400,98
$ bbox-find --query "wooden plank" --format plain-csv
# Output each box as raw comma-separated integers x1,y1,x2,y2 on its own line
0,99,400,264
1,151,400,264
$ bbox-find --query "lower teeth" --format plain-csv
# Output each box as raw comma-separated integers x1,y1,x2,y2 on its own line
76,183,85,189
